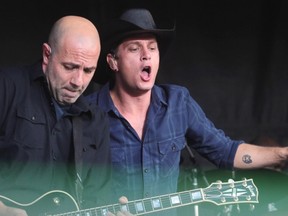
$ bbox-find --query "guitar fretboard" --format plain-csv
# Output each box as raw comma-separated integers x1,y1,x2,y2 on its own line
58,189,204,216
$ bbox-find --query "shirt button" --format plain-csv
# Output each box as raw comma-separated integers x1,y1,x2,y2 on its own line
145,192,149,197
144,169,149,173
31,116,36,121
172,145,176,151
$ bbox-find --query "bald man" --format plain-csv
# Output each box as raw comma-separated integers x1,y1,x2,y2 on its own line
0,15,131,216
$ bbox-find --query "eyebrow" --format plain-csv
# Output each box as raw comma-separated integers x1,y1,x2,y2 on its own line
63,62,96,71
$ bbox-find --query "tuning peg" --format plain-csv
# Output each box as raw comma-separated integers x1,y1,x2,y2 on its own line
246,195,252,201
241,177,248,186
249,204,255,211
236,204,241,213
216,180,222,189
228,178,235,188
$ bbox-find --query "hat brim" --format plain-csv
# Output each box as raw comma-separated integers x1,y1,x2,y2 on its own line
100,19,175,55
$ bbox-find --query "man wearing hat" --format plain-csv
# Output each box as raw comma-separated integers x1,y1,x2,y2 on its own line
87,8,288,215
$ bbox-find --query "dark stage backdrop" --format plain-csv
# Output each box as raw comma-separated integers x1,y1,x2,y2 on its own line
1,0,288,144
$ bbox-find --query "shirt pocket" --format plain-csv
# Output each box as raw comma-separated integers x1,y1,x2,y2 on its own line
81,136,100,163
14,106,46,149
110,146,125,170
157,136,186,177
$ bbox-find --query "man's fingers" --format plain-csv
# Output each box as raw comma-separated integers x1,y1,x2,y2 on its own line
118,196,128,204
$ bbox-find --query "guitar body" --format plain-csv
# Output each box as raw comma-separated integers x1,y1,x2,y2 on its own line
0,190,79,216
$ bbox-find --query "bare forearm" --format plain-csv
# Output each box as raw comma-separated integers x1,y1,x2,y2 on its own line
234,143,288,169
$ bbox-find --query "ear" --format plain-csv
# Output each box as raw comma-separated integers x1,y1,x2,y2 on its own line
42,43,52,72
42,43,51,62
106,54,118,71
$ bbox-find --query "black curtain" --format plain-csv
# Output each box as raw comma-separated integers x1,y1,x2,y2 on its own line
1,0,288,144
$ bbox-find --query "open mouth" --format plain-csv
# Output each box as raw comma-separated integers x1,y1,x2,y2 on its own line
140,66,151,81
142,66,151,74
141,66,151,81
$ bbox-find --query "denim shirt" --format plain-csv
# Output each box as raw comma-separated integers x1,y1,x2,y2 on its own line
87,83,243,203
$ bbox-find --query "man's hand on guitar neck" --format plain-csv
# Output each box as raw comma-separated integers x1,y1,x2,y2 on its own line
0,201,27,216
107,196,134,216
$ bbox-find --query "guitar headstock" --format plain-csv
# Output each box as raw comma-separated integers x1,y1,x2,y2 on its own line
203,178,259,205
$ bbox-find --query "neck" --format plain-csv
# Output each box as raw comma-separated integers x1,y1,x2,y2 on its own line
110,86,151,140
110,85,151,114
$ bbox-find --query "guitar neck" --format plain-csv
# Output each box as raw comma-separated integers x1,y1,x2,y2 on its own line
57,179,258,215
59,188,204,216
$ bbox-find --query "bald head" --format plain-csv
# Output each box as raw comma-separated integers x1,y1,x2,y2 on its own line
48,15,100,54
42,15,101,105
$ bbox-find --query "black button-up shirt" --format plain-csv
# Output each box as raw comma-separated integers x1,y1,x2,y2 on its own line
0,61,112,213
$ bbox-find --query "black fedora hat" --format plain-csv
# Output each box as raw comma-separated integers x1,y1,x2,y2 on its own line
100,8,175,55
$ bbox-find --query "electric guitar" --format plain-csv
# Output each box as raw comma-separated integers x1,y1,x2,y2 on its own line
0,178,258,216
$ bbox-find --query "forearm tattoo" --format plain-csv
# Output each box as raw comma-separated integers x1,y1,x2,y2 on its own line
242,154,252,164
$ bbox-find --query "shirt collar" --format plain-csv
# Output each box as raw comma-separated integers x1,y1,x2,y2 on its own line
97,83,168,115
97,83,119,115
30,60,46,82
151,85,168,107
